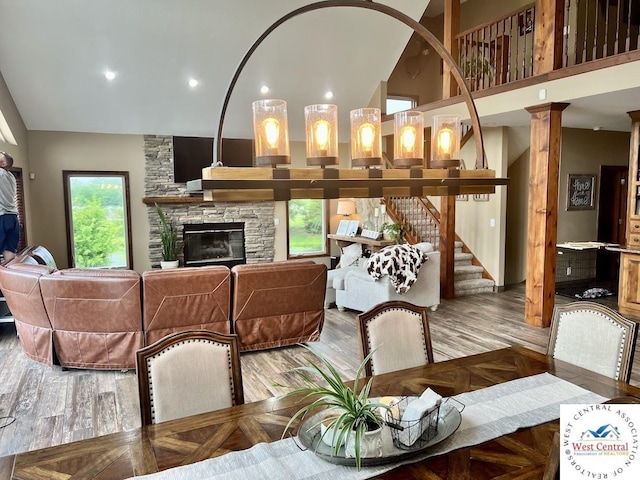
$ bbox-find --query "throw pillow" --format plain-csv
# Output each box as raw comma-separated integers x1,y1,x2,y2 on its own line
338,243,362,268
414,242,435,253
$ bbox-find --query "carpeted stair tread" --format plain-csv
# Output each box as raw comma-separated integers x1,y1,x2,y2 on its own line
454,278,495,296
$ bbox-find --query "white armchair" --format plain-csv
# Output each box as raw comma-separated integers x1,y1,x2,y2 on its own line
334,246,440,313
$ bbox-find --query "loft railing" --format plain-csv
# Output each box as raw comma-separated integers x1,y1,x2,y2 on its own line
451,0,640,94
563,0,640,67
455,3,535,93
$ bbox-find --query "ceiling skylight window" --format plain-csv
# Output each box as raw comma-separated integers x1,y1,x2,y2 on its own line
104,70,116,81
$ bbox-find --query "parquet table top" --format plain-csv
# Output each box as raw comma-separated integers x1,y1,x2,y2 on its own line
3,346,640,480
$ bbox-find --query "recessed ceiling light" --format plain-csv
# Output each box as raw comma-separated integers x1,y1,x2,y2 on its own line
104,70,116,81
188,78,199,88
260,85,269,94
324,91,334,99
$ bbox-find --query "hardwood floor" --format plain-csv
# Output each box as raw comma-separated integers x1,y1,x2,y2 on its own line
0,285,634,457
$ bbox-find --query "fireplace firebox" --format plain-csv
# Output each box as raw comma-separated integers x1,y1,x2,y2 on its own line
183,223,246,268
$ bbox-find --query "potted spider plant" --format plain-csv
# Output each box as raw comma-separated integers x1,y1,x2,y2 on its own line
279,345,388,470
381,222,404,244
154,203,179,268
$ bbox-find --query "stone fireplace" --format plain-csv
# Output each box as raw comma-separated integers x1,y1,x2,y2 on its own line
183,222,246,268
144,135,275,267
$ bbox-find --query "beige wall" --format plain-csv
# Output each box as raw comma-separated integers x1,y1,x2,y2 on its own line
455,127,508,286
27,131,149,271
0,71,32,242
557,128,629,243
504,127,630,285
505,148,530,285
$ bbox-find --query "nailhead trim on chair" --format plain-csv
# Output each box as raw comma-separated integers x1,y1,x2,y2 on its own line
146,338,234,424
554,309,626,381
365,307,427,376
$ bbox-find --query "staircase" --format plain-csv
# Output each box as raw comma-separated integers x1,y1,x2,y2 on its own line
385,197,495,297
453,241,495,296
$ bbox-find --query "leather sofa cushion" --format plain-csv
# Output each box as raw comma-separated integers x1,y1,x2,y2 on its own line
40,269,143,370
142,266,231,345
0,263,55,366
231,262,327,351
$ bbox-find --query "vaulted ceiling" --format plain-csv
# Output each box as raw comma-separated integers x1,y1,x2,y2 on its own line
0,0,429,141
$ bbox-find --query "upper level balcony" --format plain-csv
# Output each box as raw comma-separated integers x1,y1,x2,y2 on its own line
387,0,640,130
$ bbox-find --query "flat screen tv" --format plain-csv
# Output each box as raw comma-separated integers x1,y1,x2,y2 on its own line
173,137,254,183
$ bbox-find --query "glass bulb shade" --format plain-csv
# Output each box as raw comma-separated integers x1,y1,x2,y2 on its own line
431,114,460,162
304,104,338,165
350,108,382,166
252,99,290,165
393,111,424,165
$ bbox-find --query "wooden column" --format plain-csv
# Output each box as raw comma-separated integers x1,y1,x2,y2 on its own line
439,0,460,300
525,102,569,327
442,0,460,99
440,195,456,299
533,0,565,75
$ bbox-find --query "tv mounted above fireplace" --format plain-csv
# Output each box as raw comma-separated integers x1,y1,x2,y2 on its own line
173,136,254,183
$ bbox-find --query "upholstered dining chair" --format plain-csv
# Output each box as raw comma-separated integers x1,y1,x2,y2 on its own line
356,300,434,376
136,330,244,425
547,302,638,382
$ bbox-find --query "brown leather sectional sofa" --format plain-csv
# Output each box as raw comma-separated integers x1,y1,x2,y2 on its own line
0,247,327,370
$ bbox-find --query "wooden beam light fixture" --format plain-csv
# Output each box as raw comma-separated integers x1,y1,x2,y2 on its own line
193,0,507,202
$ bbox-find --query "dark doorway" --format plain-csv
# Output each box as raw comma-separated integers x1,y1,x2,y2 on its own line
596,165,628,285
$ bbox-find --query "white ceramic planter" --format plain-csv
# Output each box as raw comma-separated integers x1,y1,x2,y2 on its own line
320,414,344,448
160,260,179,269
344,426,383,459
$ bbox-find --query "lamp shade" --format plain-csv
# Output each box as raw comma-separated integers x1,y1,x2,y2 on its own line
430,114,461,168
336,199,356,216
393,111,424,168
350,108,382,168
252,99,290,166
305,104,339,167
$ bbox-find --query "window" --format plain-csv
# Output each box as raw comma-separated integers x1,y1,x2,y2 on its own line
386,96,417,115
287,199,328,257
63,171,133,269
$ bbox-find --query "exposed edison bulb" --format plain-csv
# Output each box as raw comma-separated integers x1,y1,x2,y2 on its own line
314,120,330,151
400,125,417,155
437,127,454,158
263,118,280,148
359,122,375,153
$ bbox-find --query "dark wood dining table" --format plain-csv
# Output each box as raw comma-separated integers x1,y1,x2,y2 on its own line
2,346,640,480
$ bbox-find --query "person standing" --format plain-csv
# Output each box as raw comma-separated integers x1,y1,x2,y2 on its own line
0,151,19,262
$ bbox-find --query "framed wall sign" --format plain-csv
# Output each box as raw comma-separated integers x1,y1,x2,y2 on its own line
567,174,596,210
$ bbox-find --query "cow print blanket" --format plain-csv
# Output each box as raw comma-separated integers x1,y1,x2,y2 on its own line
366,244,429,294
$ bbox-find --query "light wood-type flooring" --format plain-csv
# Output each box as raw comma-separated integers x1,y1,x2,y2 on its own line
0,284,632,457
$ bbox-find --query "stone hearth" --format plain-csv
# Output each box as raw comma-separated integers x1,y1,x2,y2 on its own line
144,135,275,267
